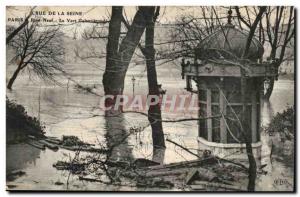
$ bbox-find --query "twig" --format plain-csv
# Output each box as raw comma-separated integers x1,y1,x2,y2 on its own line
162,115,221,123
166,139,247,170
216,158,248,171
191,180,247,191
166,138,200,159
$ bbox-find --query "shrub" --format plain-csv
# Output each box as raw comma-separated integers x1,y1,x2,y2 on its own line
266,106,294,138
62,135,85,146
6,98,45,143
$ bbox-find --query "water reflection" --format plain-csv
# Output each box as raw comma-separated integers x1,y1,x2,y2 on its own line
152,147,166,164
6,143,41,174
261,100,275,125
104,114,133,162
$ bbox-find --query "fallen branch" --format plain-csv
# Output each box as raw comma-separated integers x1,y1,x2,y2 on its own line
216,158,248,171
162,115,221,123
26,139,45,150
166,138,201,159
39,140,59,150
190,180,247,191
142,168,190,177
166,138,247,171
123,111,221,123
78,176,113,185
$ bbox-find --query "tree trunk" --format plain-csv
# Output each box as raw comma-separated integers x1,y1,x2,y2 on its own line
241,76,257,191
6,8,34,44
144,7,165,148
103,7,153,114
242,6,267,58
238,7,265,189
103,6,123,113
264,78,275,100
263,7,294,100
245,133,257,191
7,66,22,90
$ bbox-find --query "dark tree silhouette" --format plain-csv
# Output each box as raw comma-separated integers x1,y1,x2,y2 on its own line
144,6,166,148
239,6,267,191
235,6,295,100
6,7,35,44
7,22,64,89
264,6,294,99
103,6,166,147
103,7,156,114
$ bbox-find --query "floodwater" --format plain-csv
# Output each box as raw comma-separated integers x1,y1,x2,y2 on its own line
6,62,294,191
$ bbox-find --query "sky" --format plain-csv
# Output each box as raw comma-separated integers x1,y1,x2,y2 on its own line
6,6,231,37
6,6,230,24
6,6,291,38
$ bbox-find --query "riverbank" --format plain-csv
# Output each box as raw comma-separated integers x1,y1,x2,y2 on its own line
6,98,45,144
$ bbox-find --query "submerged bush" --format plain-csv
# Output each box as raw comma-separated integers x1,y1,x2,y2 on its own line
266,106,294,139
62,135,85,146
6,98,45,143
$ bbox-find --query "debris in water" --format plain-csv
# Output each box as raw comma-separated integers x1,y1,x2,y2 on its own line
53,161,85,174
54,181,64,185
39,140,59,150
26,139,45,150
7,170,26,181
62,135,85,146
134,158,160,168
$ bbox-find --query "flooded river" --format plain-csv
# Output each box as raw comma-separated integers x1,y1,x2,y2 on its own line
6,62,294,191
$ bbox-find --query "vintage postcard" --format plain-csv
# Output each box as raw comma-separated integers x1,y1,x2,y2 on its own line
6,6,295,192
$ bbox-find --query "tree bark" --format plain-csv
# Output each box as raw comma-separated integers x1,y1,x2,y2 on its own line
103,7,153,114
7,66,22,90
103,6,123,112
144,7,165,148
242,6,267,59
241,76,256,191
264,78,274,100
239,8,268,190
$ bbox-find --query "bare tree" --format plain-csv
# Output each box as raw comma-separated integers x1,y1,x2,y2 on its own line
6,6,36,44
103,6,166,148
235,6,295,99
7,22,65,89
118,6,166,148
264,6,295,99
103,6,123,104
103,7,156,114
144,7,166,148
229,6,267,191
74,7,167,148
242,7,267,58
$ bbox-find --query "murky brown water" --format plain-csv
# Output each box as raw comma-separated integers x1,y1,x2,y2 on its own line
6,62,294,191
